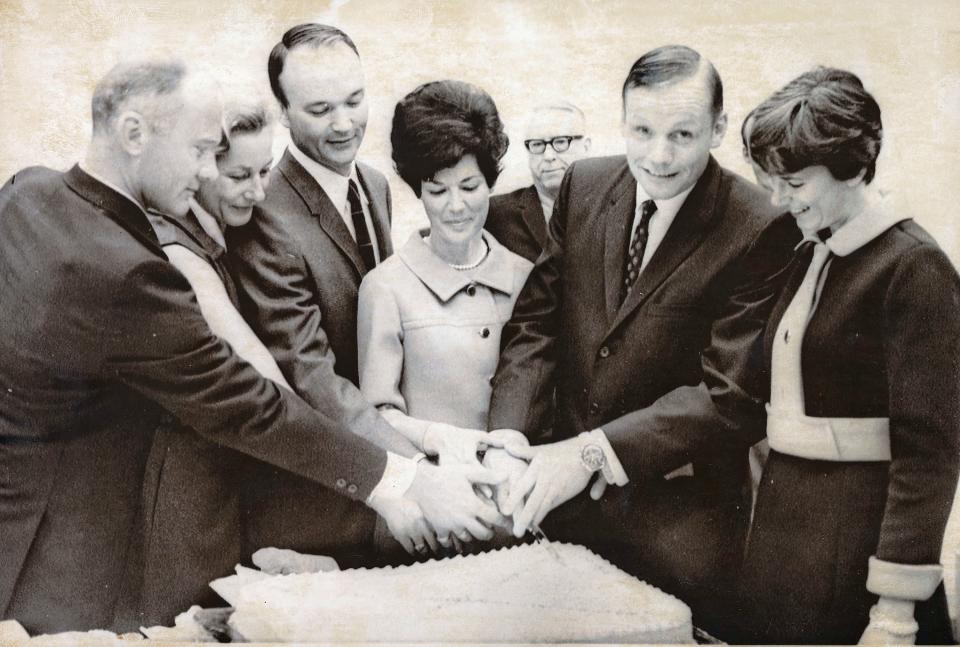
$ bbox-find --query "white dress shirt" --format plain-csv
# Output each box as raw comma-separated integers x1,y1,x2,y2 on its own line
288,143,381,264
631,182,695,274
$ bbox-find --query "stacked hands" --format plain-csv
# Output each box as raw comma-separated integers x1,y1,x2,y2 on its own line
373,429,604,556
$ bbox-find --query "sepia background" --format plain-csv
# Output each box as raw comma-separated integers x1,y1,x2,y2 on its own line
2,0,960,619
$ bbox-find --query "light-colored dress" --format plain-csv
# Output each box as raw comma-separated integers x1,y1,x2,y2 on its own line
357,231,533,442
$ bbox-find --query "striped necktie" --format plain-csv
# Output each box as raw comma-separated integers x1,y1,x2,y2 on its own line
347,179,377,272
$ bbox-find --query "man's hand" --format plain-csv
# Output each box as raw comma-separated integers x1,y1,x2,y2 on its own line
502,436,594,537
405,461,507,542
422,424,500,466
373,496,439,556
483,428,531,512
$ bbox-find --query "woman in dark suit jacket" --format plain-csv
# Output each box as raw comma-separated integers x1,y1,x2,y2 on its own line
736,67,960,644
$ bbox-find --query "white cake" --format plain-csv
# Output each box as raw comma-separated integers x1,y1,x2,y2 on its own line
211,542,693,643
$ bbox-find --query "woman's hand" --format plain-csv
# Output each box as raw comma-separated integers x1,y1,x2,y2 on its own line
422,423,498,466
482,432,530,515
858,598,918,645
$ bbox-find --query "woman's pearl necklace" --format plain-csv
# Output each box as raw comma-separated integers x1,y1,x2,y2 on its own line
449,239,490,271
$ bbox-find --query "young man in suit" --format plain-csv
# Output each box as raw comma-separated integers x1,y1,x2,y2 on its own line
0,58,501,635
487,46,786,636
226,24,428,564
485,101,591,262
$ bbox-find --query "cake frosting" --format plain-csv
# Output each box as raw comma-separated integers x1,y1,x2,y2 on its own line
211,542,693,643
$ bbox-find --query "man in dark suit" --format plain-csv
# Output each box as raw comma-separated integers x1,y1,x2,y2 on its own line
485,101,591,262
488,46,783,636
0,58,501,635
226,25,424,563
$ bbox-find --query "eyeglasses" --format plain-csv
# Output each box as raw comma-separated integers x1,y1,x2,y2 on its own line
523,135,584,154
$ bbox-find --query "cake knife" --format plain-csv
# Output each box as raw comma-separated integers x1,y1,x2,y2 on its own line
530,523,566,565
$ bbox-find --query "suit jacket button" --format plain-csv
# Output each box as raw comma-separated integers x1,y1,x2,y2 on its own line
336,478,347,489
466,284,477,296
480,327,490,338
589,402,600,415
347,484,358,494
598,346,610,359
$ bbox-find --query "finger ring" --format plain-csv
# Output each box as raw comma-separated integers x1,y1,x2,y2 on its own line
457,531,471,541
414,543,426,552
437,535,451,545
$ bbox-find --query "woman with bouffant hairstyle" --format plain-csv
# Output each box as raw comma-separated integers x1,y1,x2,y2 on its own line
357,80,531,553
735,67,960,644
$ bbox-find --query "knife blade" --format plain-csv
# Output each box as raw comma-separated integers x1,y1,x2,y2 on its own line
530,523,566,565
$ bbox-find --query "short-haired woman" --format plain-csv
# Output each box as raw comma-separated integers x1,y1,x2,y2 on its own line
139,99,289,625
357,80,532,551
737,67,960,644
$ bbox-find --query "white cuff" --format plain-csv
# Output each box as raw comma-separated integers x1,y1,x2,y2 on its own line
585,429,629,486
866,556,942,600
366,451,422,505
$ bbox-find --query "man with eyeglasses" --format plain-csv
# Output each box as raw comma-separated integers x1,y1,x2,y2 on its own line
484,101,591,262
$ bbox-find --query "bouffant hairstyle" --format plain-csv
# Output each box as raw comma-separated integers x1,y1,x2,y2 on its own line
391,80,509,197
743,66,883,184
268,23,358,109
622,45,723,120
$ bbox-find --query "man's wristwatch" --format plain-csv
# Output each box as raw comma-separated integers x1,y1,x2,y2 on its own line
580,443,606,472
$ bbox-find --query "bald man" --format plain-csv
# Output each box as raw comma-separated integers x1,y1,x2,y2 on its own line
485,101,591,262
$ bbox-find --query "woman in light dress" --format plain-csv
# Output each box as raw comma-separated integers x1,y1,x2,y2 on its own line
357,80,532,551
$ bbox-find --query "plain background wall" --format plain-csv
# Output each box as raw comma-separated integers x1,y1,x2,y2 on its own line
2,0,960,620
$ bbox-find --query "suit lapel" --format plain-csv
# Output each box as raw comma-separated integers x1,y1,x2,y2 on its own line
357,164,393,260
519,186,548,249
610,156,723,333
602,171,638,322
278,150,366,277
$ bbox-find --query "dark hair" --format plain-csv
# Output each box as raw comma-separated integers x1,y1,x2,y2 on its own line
743,66,883,184
391,80,509,197
91,59,187,134
268,23,359,108
622,45,723,119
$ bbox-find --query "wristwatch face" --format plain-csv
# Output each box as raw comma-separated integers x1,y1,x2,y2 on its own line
581,444,606,472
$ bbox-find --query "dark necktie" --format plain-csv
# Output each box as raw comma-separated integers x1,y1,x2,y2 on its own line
347,179,377,272
622,199,657,302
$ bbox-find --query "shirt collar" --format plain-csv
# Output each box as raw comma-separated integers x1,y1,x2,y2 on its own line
398,230,517,302
824,197,909,257
187,197,227,250
634,182,695,223
77,162,144,212
288,142,366,216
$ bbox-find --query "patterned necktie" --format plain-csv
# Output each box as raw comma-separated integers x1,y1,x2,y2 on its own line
347,179,377,272
622,199,658,302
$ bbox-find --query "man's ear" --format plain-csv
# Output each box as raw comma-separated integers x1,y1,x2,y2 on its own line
582,137,592,153
116,110,148,156
279,107,291,129
710,112,728,148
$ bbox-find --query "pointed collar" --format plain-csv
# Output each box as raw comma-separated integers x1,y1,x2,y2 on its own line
398,230,518,302
187,197,227,250
64,164,159,248
824,198,909,257
287,143,365,217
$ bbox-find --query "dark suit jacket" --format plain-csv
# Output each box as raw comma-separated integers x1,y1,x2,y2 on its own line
485,185,547,263
227,151,417,562
0,166,388,634
488,155,784,634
